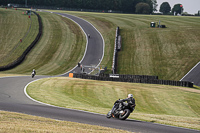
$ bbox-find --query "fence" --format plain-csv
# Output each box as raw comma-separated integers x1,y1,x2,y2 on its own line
0,11,42,71
112,27,121,74
73,73,193,88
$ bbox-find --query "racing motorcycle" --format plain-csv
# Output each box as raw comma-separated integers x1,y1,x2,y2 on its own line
31,69,36,78
31,72,35,78
106,99,135,120
31,71,36,78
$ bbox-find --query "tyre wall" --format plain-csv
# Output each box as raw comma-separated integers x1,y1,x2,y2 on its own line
73,73,193,88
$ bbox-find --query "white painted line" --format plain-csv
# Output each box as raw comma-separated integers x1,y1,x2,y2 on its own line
58,13,89,76
23,11,106,116
55,12,104,75
24,78,199,132
23,77,105,116
70,13,105,70
180,61,200,81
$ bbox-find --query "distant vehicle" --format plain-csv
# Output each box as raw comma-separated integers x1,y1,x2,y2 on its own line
7,3,19,7
7,4,12,7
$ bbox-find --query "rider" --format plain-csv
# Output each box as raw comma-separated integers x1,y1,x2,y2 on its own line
32,69,36,78
111,94,136,115
118,94,136,111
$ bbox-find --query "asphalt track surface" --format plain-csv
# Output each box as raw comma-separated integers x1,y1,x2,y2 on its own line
0,12,199,133
56,12,105,76
180,61,200,86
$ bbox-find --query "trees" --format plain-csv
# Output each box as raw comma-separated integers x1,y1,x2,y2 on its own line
144,0,153,13
135,2,151,14
151,0,158,12
172,4,184,15
121,0,135,13
1,0,155,14
159,2,171,14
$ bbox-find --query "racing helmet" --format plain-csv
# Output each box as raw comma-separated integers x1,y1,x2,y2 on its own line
128,94,133,98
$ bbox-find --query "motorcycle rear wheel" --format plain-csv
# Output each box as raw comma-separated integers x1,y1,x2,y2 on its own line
118,109,130,120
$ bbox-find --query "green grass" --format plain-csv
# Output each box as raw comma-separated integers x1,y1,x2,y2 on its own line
0,11,86,75
0,8,39,67
0,111,130,133
1,9,200,131
27,77,200,130
53,11,200,80
2,9,200,80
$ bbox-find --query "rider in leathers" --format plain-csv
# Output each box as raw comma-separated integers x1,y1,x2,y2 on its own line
32,69,36,78
120,94,135,108
112,94,136,114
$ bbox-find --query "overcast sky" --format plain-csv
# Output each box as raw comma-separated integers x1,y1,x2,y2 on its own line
156,0,200,14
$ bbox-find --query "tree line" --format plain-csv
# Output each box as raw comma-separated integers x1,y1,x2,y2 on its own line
1,0,158,14
159,2,186,15
159,2,199,16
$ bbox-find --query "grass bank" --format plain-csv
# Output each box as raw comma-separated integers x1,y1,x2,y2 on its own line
0,8,38,67
27,77,200,130
54,11,200,80
0,111,130,133
0,11,86,75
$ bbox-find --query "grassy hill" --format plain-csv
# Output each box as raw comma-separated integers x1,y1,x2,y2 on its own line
56,11,200,81
0,8,39,67
0,10,86,75
27,77,200,130
1,9,200,80
1,9,200,131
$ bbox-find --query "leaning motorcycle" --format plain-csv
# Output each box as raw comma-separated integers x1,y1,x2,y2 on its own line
31,72,35,78
106,99,135,120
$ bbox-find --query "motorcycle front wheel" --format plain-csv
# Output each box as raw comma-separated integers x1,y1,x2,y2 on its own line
106,111,112,118
118,109,131,120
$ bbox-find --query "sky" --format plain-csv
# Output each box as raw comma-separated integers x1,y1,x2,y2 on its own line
156,0,200,14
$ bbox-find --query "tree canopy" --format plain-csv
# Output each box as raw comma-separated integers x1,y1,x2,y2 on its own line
172,4,184,15
159,2,171,14
1,0,157,14
135,2,151,14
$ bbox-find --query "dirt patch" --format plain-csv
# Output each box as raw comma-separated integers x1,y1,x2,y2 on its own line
177,87,200,94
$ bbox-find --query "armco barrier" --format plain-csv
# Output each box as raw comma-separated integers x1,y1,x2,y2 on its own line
99,73,158,80
112,27,120,74
73,73,193,88
0,11,42,71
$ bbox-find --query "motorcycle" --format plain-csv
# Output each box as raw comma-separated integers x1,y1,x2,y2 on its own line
106,99,135,120
31,72,35,78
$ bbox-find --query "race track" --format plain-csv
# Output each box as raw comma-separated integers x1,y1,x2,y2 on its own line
55,12,104,76
0,12,199,133
181,61,200,86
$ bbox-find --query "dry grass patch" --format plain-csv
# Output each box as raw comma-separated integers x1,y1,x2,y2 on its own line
133,113,200,130
0,111,131,133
